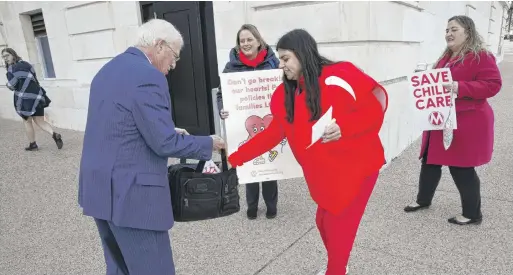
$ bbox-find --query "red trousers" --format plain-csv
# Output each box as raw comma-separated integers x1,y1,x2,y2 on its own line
315,172,379,275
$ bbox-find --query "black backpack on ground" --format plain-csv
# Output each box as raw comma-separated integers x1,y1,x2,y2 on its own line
168,150,240,222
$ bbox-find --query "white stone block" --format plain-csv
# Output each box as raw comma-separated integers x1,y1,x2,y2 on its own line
0,2,13,22
44,87,74,108
0,87,17,120
0,28,6,46
366,42,421,81
47,36,74,79
64,1,95,9
43,10,69,40
69,30,116,61
72,59,109,85
111,1,141,27
339,1,370,41
379,81,422,161
45,107,88,131
12,2,42,16
216,48,232,74
112,25,139,53
317,44,369,71
65,2,114,35
2,19,27,46
0,67,6,83
369,1,405,41
402,8,428,42
247,1,343,44
213,2,246,49
72,87,90,109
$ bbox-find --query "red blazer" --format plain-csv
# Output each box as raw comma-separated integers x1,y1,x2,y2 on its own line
228,62,388,215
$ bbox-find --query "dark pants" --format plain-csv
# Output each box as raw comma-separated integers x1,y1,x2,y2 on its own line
417,151,482,220
246,181,278,211
94,218,175,275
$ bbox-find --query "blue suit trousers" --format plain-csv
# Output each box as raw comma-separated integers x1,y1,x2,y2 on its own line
94,218,175,275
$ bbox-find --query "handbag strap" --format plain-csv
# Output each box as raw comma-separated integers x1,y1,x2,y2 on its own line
179,149,229,173
220,149,229,172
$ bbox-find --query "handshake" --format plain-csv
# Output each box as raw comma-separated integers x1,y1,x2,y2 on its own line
211,135,232,169
210,135,226,151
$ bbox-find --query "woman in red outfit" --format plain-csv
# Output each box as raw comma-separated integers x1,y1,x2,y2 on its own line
404,16,502,225
227,29,388,275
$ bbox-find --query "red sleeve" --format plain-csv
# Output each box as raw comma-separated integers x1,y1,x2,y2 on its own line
457,51,502,100
328,62,388,138
228,88,286,167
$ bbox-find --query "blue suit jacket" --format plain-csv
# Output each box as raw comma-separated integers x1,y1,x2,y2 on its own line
78,47,213,231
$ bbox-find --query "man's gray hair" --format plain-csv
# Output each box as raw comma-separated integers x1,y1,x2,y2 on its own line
135,19,184,49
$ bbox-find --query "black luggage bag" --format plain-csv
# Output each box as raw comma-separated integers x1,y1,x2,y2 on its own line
168,149,240,222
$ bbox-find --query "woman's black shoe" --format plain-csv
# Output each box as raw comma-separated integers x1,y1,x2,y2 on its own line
266,209,277,219
25,142,38,151
52,132,63,149
404,203,430,212
247,209,257,220
448,215,482,225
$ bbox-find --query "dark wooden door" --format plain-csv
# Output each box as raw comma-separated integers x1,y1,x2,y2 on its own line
142,1,213,135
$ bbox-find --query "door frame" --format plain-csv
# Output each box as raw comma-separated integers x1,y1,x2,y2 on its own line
139,1,220,135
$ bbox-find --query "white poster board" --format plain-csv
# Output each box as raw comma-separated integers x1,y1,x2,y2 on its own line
219,69,304,184
408,68,457,131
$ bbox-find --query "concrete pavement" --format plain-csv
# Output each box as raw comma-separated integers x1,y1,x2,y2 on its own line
1,49,512,275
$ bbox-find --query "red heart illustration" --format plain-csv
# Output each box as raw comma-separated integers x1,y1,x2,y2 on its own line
263,114,273,128
245,114,273,138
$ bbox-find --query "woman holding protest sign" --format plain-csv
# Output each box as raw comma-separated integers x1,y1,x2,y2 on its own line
404,16,502,225
216,24,280,220
227,29,388,275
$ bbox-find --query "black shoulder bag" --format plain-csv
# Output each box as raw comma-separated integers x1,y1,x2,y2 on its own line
168,149,240,222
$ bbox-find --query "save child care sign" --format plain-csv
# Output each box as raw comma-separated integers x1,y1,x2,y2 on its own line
408,68,457,131
219,69,304,184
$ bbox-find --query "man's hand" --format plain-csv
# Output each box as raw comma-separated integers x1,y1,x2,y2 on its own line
210,135,226,151
220,109,229,119
322,119,341,143
175,127,189,135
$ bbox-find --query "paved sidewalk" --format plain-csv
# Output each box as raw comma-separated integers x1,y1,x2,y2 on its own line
1,52,512,275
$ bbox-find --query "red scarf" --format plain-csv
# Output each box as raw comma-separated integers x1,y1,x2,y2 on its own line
239,49,268,68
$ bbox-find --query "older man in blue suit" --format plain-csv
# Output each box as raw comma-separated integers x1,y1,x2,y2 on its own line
78,19,225,275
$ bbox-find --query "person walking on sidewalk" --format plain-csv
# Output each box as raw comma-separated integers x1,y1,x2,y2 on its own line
404,15,502,225
217,24,281,220
2,48,63,151
227,29,388,275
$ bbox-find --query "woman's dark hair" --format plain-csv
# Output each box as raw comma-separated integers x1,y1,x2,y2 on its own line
276,29,335,123
1,48,22,68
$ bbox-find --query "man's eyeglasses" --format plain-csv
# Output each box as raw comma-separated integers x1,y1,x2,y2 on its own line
163,43,180,62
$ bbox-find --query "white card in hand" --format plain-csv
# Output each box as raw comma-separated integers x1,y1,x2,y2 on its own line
307,106,333,149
